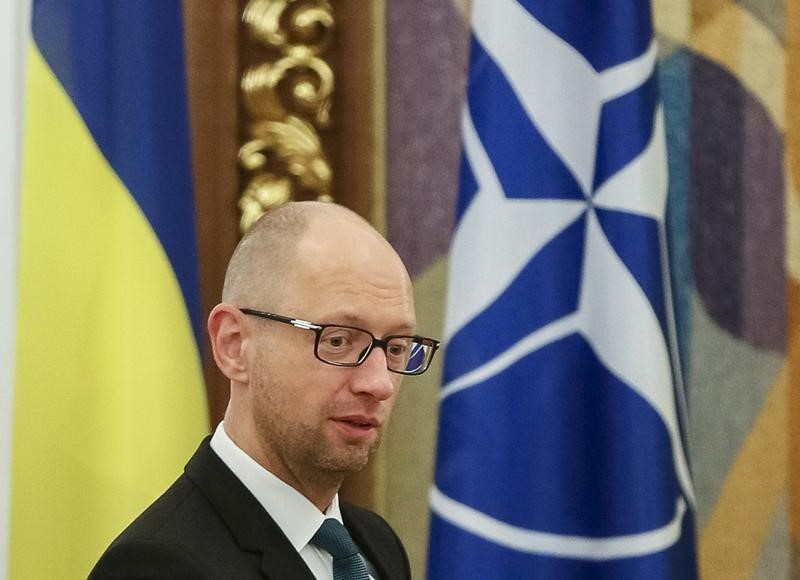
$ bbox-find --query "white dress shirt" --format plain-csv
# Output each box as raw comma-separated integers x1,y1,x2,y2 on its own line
210,422,373,580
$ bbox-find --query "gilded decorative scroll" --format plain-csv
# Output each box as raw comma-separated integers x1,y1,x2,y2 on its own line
239,0,335,233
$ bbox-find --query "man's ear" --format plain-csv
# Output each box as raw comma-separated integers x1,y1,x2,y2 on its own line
207,304,249,383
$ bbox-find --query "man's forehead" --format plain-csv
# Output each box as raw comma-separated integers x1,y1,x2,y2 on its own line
278,264,416,332
318,307,417,333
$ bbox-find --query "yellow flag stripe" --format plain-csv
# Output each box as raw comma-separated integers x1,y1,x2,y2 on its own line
10,44,207,579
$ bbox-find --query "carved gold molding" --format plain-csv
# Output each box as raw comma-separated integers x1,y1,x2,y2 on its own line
239,0,335,233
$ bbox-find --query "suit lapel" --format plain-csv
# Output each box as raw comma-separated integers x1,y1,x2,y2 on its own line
184,438,316,580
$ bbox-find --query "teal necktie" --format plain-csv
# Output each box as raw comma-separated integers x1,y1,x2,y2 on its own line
311,518,370,580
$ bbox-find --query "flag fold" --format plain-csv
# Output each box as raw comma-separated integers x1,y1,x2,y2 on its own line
428,2,698,577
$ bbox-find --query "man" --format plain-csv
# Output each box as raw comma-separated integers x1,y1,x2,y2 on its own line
90,202,439,579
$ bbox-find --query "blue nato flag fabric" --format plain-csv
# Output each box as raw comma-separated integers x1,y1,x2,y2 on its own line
428,1,699,578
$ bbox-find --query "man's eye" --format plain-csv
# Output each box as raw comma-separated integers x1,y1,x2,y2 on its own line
327,335,348,348
321,328,358,350
388,344,407,356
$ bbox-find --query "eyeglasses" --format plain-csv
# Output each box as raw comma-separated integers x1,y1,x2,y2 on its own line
239,308,440,376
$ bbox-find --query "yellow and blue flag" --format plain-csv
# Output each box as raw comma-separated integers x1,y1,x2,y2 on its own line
10,1,207,577
429,1,698,577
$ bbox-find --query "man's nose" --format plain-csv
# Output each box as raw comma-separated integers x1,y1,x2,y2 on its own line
349,346,396,401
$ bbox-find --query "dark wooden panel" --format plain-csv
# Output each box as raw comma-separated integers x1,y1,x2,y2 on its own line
184,0,242,427
328,1,380,222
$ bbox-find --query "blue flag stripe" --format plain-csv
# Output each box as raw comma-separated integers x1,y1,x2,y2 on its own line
443,215,585,382
596,209,669,333
428,513,698,577
438,335,681,534
467,38,585,202
31,0,202,345
455,150,480,223
593,73,660,190
517,0,653,72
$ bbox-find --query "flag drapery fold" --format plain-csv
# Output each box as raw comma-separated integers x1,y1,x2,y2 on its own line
428,2,698,577
10,2,207,577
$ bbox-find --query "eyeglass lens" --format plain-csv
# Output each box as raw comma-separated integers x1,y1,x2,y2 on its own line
317,326,432,374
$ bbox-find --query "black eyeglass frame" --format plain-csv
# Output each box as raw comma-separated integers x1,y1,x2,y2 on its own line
239,308,440,376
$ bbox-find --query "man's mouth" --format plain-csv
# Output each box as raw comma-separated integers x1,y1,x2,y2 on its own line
336,415,378,428
331,415,381,439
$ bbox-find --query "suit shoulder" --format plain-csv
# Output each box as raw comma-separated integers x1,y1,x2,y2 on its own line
91,440,284,579
91,474,241,576
112,474,202,541
88,536,205,579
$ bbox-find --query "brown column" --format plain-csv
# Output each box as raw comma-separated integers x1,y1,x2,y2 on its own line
183,0,242,426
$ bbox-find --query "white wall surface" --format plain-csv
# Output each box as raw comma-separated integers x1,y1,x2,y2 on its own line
0,1,31,578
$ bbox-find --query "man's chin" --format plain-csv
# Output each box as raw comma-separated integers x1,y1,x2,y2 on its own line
317,440,378,475
320,422,383,470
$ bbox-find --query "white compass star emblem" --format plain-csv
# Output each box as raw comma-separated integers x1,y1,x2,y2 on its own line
435,0,694,560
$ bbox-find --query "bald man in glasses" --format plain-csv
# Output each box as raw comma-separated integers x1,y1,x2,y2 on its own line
91,202,439,579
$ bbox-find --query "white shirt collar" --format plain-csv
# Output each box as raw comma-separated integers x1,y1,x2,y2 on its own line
209,421,343,552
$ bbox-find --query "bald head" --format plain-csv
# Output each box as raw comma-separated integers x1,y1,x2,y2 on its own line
222,201,405,311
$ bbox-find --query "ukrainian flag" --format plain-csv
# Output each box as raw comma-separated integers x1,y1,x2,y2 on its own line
10,2,208,577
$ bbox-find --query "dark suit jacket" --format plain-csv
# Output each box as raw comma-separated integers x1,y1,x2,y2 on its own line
89,438,411,580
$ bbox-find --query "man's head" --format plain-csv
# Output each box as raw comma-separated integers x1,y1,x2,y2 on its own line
208,202,420,506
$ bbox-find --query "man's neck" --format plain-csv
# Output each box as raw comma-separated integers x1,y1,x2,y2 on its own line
222,417,343,511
